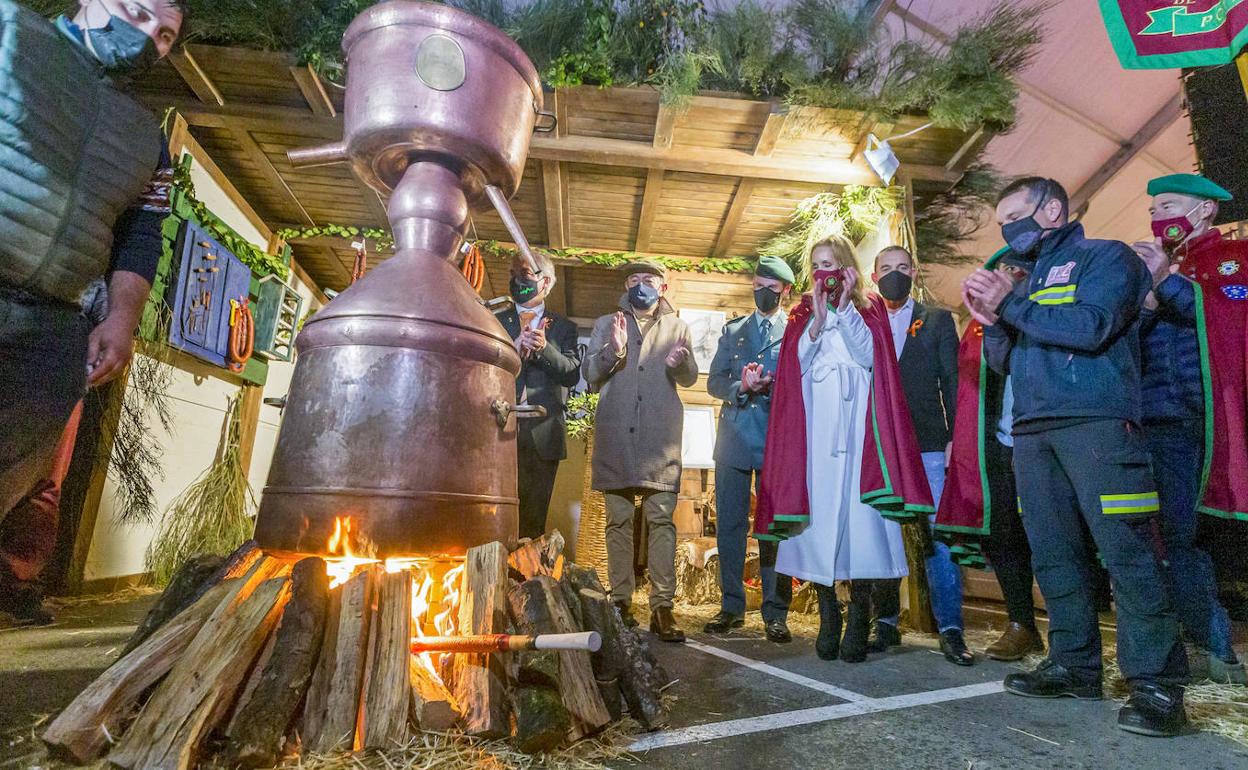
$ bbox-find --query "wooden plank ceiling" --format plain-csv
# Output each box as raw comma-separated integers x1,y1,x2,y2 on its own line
136,44,981,314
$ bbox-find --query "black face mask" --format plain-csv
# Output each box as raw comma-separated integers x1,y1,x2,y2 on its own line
85,14,161,75
877,271,912,302
509,275,540,304
1000,198,1053,256
753,287,781,314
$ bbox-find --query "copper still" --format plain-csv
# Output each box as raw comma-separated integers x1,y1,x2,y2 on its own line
253,0,552,558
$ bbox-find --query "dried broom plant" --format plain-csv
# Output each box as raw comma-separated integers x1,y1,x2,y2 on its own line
146,392,256,587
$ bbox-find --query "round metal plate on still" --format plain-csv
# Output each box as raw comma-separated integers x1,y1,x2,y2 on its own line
415,33,466,91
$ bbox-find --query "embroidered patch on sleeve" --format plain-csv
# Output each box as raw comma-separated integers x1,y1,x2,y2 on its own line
1222,285,1248,301
1218,260,1240,276
1045,261,1076,286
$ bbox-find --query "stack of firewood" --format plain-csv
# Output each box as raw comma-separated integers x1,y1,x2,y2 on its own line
40,532,669,769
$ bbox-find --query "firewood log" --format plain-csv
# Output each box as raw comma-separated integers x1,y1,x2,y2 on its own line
361,570,412,750
108,576,291,770
41,579,234,764
615,623,669,731
576,589,627,682
408,658,459,733
223,557,329,768
508,531,565,581
512,686,571,754
308,566,378,754
298,582,342,750
449,541,510,738
507,576,610,741
123,541,263,655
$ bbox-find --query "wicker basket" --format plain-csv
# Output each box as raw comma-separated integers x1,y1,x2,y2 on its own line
573,430,610,586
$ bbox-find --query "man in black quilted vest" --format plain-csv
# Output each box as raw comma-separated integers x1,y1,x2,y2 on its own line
0,0,184,624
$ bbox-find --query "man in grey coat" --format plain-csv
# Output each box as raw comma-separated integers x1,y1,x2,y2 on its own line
583,260,698,642
703,256,794,643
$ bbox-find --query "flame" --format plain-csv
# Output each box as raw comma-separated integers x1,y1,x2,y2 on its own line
324,517,379,589
321,517,466,685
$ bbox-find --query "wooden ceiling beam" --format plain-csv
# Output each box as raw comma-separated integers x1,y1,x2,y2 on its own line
1069,93,1183,216
229,126,317,226
290,64,337,118
633,168,666,252
169,48,224,106
713,179,756,258
752,104,788,157
165,100,962,186
541,160,567,249
944,126,992,172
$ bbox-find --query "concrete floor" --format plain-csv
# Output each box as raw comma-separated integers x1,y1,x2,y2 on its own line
2,596,1245,769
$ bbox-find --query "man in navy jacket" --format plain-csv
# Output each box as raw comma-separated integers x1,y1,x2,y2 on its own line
964,177,1187,737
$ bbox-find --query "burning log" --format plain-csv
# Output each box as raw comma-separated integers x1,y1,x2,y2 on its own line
507,576,611,741
409,657,459,732
448,541,510,738
362,569,413,749
123,540,262,654
508,531,565,581
223,557,330,768
299,581,342,750
109,575,291,770
307,565,378,753
41,579,235,764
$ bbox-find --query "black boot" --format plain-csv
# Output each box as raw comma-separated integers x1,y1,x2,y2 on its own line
839,581,870,663
866,621,901,653
0,585,53,626
1118,683,1188,737
1004,659,1103,699
814,584,841,661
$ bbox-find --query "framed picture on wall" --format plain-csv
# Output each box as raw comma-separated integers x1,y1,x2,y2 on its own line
678,308,727,374
681,405,717,470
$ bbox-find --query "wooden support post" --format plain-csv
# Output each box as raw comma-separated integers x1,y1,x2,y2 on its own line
236,384,265,480
634,168,666,252
108,576,292,770
712,179,756,258
653,104,676,150
170,48,224,107
752,105,787,157
541,160,568,249
450,542,510,738
290,64,337,118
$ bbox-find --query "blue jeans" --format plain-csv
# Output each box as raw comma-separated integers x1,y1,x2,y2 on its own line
1145,420,1236,661
878,453,964,632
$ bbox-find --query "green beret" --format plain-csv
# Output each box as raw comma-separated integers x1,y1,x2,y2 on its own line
984,246,1031,270
619,259,667,279
755,256,795,284
1146,173,1233,201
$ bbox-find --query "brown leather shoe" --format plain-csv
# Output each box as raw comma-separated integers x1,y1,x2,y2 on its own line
649,607,686,643
986,622,1044,661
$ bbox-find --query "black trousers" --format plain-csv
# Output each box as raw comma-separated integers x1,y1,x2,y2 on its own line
981,439,1038,627
516,425,560,540
1013,419,1186,685
0,296,87,522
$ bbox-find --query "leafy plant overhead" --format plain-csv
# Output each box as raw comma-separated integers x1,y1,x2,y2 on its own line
172,160,290,279
74,0,1045,131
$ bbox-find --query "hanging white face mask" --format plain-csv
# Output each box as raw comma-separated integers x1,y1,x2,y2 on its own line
864,134,900,185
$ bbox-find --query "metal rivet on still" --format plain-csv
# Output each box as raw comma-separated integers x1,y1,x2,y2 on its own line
415,33,466,91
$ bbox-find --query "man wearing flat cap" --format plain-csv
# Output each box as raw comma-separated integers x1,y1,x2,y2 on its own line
1133,173,1247,684
583,260,698,642
703,256,795,642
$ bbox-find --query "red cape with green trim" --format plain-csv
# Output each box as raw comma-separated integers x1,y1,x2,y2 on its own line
932,320,996,567
753,294,933,540
1184,232,1248,522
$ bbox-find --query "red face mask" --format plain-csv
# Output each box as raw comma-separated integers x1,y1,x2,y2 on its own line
813,268,845,309
1151,202,1203,247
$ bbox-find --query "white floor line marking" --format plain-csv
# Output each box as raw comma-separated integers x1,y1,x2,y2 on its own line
629,681,1005,752
684,639,872,703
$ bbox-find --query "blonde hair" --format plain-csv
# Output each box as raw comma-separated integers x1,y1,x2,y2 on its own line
810,235,867,309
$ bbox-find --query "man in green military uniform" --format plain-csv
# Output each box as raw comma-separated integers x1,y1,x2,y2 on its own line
0,0,184,623
703,257,795,642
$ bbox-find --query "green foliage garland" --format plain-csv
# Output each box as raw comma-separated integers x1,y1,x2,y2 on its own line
477,241,751,274
275,224,394,251
565,391,599,440
171,160,290,279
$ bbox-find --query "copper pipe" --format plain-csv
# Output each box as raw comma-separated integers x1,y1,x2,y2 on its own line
484,184,543,276
287,141,348,168
409,631,601,654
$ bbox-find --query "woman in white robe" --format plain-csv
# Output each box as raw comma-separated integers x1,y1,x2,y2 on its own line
776,235,908,662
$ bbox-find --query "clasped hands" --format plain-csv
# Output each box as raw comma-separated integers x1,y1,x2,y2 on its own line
961,269,1015,326
741,361,773,394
